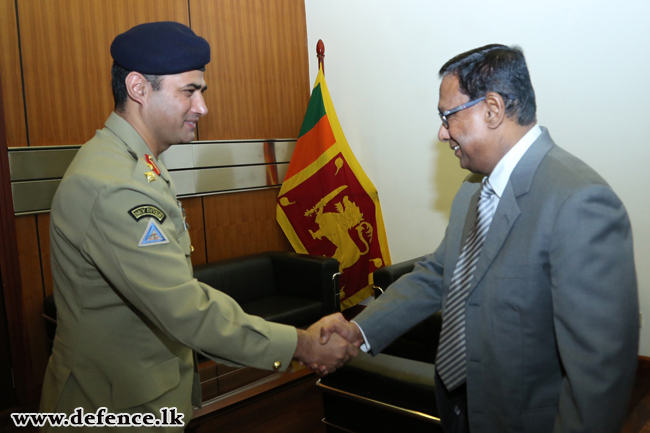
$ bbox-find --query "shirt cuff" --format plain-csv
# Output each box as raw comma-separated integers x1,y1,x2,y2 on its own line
351,320,371,353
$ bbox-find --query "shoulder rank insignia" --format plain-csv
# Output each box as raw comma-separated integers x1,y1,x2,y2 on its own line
138,219,169,247
129,204,166,223
145,154,161,176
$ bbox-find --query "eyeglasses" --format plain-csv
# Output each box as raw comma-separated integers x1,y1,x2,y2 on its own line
439,96,485,128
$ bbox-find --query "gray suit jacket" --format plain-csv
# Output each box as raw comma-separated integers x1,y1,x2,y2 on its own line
355,127,638,433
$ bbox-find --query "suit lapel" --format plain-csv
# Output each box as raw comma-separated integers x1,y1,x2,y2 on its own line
468,182,520,294
466,127,555,296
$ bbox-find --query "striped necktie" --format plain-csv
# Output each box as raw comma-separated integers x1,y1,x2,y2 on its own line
436,179,497,391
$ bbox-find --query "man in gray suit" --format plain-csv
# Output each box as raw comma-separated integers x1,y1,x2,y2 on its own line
321,44,639,432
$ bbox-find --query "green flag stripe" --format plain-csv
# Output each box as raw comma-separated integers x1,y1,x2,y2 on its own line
298,83,326,139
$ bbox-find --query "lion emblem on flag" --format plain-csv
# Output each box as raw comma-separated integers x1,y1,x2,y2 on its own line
305,186,374,272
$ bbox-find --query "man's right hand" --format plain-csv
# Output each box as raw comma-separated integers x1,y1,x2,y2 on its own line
293,315,359,376
320,316,365,348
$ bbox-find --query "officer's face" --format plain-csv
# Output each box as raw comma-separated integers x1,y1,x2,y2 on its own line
145,70,208,153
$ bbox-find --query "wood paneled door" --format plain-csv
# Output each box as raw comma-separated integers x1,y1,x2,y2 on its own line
191,0,310,140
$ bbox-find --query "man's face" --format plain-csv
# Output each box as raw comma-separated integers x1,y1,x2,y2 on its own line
144,70,208,153
438,75,492,175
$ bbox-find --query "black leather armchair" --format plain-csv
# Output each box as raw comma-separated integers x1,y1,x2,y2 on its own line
192,251,340,328
318,257,443,433
43,251,341,348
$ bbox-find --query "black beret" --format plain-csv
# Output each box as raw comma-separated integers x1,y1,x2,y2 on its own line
111,21,210,75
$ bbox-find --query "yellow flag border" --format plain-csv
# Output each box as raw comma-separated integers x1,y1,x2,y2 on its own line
279,145,341,194
340,285,375,311
275,205,307,254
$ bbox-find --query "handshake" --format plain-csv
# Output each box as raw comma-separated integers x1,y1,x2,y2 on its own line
293,313,365,377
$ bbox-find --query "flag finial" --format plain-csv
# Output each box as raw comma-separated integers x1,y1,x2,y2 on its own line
317,39,325,76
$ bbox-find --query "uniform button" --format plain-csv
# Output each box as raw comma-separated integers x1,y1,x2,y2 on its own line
273,361,282,370
190,245,195,253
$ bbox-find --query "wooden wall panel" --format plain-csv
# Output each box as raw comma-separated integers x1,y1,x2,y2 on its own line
203,188,292,262
17,0,190,146
191,0,310,140
180,196,208,266
0,0,28,147
0,65,31,405
14,215,47,396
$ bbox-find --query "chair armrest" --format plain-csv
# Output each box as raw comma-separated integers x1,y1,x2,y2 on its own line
373,256,425,297
269,251,341,314
318,351,438,423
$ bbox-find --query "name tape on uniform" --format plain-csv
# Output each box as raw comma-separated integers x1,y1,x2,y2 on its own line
128,205,166,223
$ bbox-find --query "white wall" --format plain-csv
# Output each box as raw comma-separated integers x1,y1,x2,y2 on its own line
305,0,650,355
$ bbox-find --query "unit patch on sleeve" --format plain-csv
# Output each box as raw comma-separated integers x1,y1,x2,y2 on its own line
138,219,169,247
128,205,166,223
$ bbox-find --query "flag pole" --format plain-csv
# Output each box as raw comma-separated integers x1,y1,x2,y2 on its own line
317,39,325,76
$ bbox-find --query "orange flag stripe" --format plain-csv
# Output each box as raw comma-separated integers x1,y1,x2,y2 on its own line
284,114,336,180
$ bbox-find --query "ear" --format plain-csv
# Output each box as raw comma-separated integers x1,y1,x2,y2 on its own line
484,91,505,130
125,72,148,107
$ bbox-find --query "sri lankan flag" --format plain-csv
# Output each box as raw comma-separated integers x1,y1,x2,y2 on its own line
277,66,391,309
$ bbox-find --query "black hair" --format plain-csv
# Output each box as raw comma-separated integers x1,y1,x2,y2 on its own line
111,62,163,113
439,44,536,126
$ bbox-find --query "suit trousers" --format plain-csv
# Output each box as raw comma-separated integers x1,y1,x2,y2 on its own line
435,371,470,433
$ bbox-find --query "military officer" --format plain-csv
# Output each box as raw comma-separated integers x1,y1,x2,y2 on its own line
40,21,355,431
